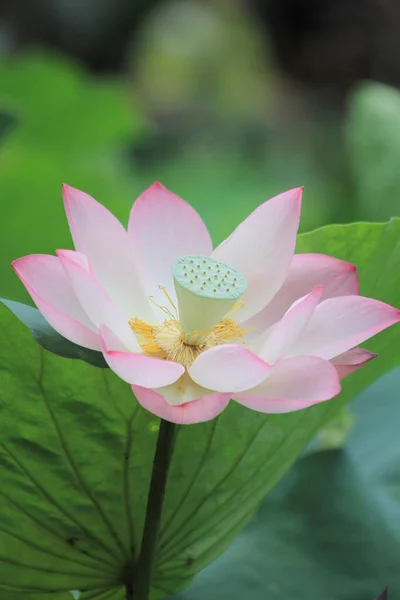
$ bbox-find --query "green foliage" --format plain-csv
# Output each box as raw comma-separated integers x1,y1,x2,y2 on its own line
0,110,16,145
347,82,400,222
3,594,76,600
175,367,400,599
0,219,399,598
2,594,77,600
0,299,107,368
0,52,147,304
315,406,355,450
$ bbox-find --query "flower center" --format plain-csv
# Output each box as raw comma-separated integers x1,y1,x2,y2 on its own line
172,254,247,334
129,315,245,369
129,254,248,369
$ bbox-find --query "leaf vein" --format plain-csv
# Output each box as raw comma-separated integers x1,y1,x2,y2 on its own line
1,442,118,569
34,349,129,562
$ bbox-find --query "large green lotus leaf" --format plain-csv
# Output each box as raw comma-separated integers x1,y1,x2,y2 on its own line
0,51,146,305
0,299,107,368
347,82,400,222
174,367,400,599
0,220,399,599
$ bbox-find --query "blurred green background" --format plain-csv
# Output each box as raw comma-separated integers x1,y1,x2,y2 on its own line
1,0,400,304
1,1,400,599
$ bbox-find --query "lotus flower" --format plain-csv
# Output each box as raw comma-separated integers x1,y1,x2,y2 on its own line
13,184,400,424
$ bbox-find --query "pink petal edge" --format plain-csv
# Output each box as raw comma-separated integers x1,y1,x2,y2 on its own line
57,249,138,351
259,285,323,363
291,295,400,360
62,184,152,321
212,187,303,322
100,325,184,388
233,356,341,414
243,253,359,334
331,347,377,379
132,386,230,424
189,344,271,393
12,255,100,350
128,181,213,306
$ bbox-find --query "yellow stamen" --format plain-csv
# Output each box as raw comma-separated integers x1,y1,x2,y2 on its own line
159,285,178,315
128,315,246,370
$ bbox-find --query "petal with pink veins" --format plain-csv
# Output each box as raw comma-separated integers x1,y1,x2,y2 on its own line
62,184,153,321
12,254,100,350
57,250,139,352
189,344,271,393
100,325,184,388
133,386,230,424
244,253,359,333
233,356,341,413
128,182,213,306
212,188,302,322
289,295,400,360
259,286,323,364
331,347,377,379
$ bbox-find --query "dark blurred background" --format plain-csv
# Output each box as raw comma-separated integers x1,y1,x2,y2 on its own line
3,0,400,85
1,0,400,301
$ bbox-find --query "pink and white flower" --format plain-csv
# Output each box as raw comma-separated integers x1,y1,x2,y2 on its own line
13,183,400,424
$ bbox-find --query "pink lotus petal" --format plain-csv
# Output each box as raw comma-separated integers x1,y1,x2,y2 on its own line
57,249,139,351
100,325,184,388
189,344,271,393
156,376,211,406
259,286,323,363
62,184,152,321
128,182,212,306
12,255,100,350
212,188,302,322
331,347,377,379
133,386,230,424
290,295,400,360
233,356,341,413
244,253,359,333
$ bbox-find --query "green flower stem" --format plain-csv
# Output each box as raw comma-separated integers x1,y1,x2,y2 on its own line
132,419,177,599
125,583,133,600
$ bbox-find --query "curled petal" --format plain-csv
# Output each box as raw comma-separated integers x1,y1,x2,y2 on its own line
189,344,271,393
212,188,302,322
233,356,341,413
12,254,100,350
290,295,400,360
133,386,230,424
100,325,184,388
331,347,377,379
